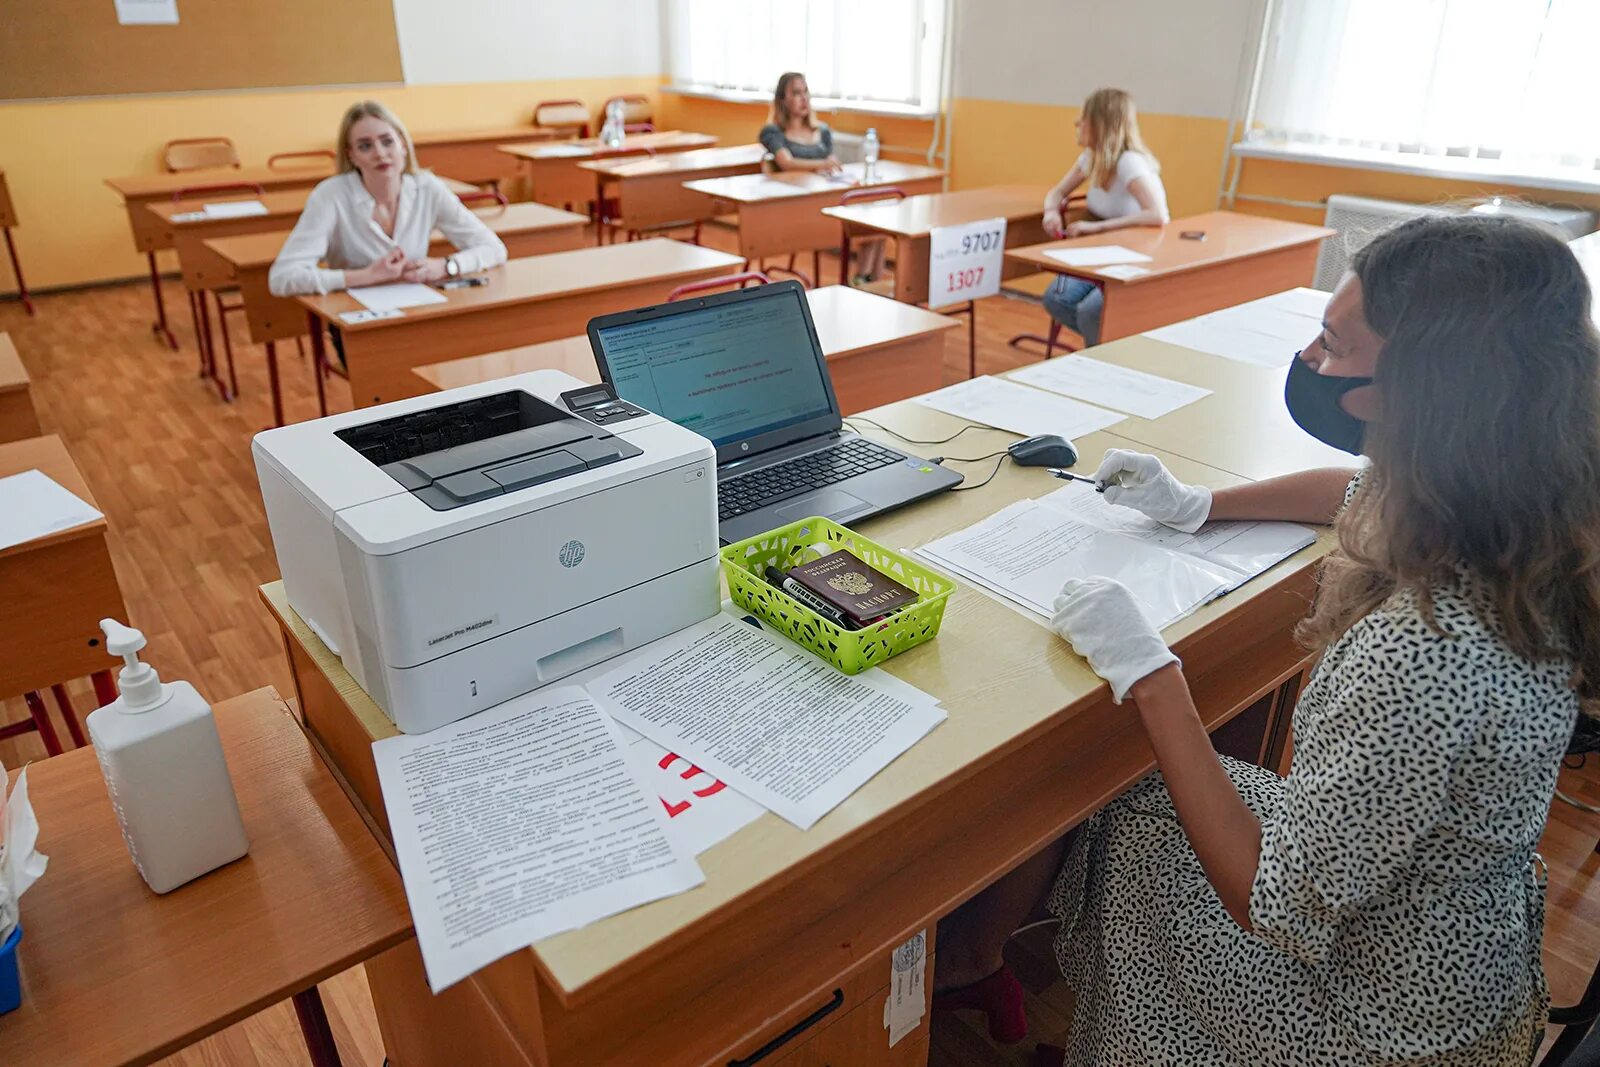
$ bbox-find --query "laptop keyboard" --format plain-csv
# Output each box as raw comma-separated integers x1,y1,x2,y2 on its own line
719,439,904,521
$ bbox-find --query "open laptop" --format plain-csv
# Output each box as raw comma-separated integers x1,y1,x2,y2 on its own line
587,280,962,544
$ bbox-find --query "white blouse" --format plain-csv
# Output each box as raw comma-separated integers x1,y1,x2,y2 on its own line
268,171,507,296
1076,149,1169,222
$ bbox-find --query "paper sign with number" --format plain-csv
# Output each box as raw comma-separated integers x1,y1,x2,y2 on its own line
927,216,1006,308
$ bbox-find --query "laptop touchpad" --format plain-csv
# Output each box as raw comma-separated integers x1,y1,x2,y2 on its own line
776,488,872,524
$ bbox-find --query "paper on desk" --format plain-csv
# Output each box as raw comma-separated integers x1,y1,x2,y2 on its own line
0,757,47,944
1043,245,1152,268
914,376,1124,440
201,200,268,219
0,469,104,552
538,143,592,157
1145,288,1329,368
589,615,945,830
348,283,449,313
1098,263,1150,280
1008,356,1212,420
372,686,703,993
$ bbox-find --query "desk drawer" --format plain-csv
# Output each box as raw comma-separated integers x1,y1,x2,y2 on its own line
770,988,933,1067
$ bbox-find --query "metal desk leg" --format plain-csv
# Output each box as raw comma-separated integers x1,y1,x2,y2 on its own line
291,987,343,1067
308,312,329,418
148,253,177,349
265,341,285,427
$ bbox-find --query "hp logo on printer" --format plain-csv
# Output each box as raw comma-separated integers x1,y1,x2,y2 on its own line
558,539,586,568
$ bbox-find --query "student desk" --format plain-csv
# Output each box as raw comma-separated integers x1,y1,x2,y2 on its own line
498,131,721,209
3,686,413,1067
0,332,41,442
298,239,744,408
1005,211,1335,343
683,162,946,274
0,435,126,744
412,124,563,186
259,363,1332,1065
413,285,962,414
579,144,767,241
0,169,31,316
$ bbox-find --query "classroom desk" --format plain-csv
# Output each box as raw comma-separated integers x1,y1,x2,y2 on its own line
3,686,413,1067
0,332,41,442
260,352,1332,1064
580,143,767,241
499,131,720,209
413,285,962,414
412,124,563,186
821,184,1053,304
1005,211,1335,343
0,169,32,316
299,238,744,408
0,435,126,742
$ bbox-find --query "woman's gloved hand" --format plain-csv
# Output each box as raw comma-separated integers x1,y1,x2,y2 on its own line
1093,449,1212,533
1050,577,1179,703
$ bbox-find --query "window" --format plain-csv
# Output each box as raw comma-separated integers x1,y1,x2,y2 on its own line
665,0,946,117
1252,0,1600,174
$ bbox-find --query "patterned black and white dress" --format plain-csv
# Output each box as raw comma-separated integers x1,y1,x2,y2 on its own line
1048,526,1578,1063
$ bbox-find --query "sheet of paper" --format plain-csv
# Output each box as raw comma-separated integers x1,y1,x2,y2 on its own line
115,0,178,24
201,200,268,219
539,143,591,157
589,616,945,830
1008,356,1212,420
884,929,928,1047
914,376,1124,440
348,283,448,312
0,469,104,552
1098,264,1150,280
1146,288,1330,367
1043,245,1152,268
371,686,703,993
616,723,766,856
917,499,1232,629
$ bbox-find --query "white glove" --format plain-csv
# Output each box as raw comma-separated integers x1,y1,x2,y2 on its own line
1093,449,1212,533
1051,578,1180,703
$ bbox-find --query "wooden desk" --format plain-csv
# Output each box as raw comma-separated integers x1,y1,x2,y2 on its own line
1005,211,1335,343
0,332,41,442
0,435,126,749
580,144,767,240
499,131,720,209
683,162,946,268
0,169,31,316
822,184,1052,304
3,686,413,1067
300,238,743,407
412,124,562,186
414,285,961,414
261,357,1330,1064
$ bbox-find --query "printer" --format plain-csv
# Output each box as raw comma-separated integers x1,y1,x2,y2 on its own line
253,370,720,733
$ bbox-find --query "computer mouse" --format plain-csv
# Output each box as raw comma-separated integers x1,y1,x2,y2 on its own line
1008,434,1079,468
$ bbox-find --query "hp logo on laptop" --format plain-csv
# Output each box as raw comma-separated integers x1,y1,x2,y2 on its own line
558,540,585,568
741,442,749,451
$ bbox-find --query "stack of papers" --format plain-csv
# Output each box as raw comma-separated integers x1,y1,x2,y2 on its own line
1008,357,1212,420
200,200,269,219
347,283,448,313
1145,288,1329,367
0,469,103,551
914,376,1125,440
1043,245,1152,268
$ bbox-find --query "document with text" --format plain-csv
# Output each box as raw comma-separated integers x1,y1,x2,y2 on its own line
914,376,1125,440
1145,288,1329,367
1007,356,1212,420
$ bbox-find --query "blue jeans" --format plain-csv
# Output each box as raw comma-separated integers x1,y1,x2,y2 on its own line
1041,276,1103,347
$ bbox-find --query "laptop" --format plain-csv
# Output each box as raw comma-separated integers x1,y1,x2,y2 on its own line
587,280,963,544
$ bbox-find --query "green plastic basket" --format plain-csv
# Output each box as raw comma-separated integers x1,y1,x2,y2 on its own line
720,516,957,674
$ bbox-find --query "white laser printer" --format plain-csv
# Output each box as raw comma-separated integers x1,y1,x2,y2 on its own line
253,370,720,733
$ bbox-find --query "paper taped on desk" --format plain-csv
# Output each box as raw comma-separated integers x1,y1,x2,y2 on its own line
252,370,721,733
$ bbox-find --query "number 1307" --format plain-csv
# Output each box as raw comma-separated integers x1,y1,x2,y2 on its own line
946,266,985,292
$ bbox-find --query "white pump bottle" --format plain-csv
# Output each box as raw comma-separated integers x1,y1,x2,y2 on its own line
85,619,249,894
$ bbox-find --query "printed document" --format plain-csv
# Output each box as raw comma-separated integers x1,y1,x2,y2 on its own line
372,687,703,992
1043,245,1152,268
1008,357,1212,420
1146,288,1329,367
590,615,945,830
348,283,448,313
0,469,103,551
201,200,269,219
914,376,1124,440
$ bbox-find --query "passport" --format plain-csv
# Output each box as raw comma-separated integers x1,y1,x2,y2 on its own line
786,551,918,624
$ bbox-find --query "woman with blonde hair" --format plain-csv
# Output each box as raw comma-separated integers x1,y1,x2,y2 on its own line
934,213,1596,1064
1039,87,1169,345
269,100,506,297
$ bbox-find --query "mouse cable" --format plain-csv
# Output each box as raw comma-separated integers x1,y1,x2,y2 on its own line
843,416,985,447
931,450,1010,492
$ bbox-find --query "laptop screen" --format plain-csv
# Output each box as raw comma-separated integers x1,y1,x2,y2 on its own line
592,286,835,448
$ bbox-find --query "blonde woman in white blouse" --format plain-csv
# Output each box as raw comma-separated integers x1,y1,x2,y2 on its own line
269,100,507,297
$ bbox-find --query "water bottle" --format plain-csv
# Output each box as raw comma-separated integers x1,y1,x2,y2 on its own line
862,127,880,183
601,100,625,149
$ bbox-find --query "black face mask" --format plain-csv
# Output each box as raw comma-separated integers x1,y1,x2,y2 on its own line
1284,352,1372,456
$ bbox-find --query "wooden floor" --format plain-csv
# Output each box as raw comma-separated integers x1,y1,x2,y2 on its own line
3,223,1597,1065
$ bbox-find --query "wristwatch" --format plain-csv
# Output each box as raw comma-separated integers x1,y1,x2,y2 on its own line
445,256,460,279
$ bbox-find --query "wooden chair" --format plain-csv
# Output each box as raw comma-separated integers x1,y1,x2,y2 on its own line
268,149,336,170
1007,192,1090,360
836,187,905,287
172,181,263,403
2,684,97,757
163,137,240,173
533,98,591,138
458,189,510,209
602,94,653,128
667,271,771,302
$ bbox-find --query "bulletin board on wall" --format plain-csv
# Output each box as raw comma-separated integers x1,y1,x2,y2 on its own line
0,0,404,100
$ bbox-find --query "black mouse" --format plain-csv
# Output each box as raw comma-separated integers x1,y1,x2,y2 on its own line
1008,434,1080,468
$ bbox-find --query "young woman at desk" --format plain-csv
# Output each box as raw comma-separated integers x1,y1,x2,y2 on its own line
269,100,507,299
1039,88,1170,346
936,215,1595,1065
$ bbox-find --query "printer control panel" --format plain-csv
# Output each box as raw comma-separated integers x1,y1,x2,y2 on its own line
561,383,650,427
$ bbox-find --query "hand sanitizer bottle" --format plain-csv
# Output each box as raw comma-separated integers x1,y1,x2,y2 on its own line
85,619,249,894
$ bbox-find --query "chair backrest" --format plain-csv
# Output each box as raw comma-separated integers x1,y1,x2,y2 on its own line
164,137,240,173
533,98,591,137
268,149,336,171
667,271,771,301
602,94,653,126
171,181,265,202
840,187,906,208
458,189,510,208
623,122,656,135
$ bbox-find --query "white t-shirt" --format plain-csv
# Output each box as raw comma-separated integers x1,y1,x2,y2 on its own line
1077,149,1168,221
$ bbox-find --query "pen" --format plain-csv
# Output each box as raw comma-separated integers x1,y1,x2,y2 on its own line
1047,468,1106,493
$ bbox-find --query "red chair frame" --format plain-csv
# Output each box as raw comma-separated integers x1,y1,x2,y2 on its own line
170,182,267,404
667,271,771,302
458,189,510,208
1007,192,1091,360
